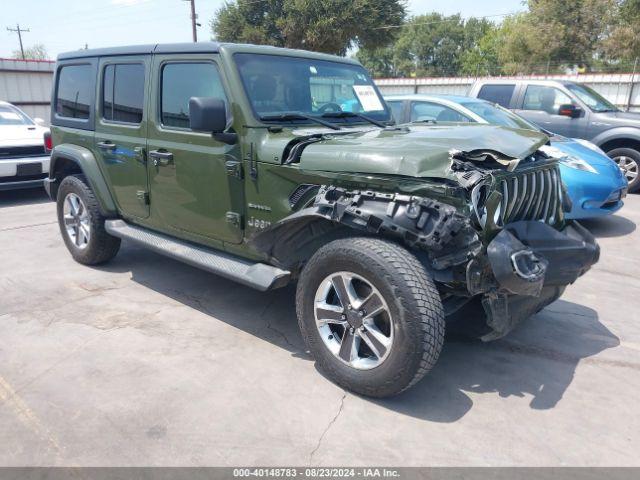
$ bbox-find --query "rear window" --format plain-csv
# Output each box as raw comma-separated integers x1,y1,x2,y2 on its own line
102,63,145,124
56,64,93,119
477,84,515,108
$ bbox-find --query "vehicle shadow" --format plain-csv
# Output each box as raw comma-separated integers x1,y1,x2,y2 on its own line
97,243,620,422
97,243,310,358
0,187,51,208
373,300,619,422
580,214,636,238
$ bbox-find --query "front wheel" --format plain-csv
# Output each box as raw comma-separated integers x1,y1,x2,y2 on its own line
296,238,445,398
608,147,640,193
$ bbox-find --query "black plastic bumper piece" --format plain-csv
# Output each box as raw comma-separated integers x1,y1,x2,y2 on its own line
479,220,598,340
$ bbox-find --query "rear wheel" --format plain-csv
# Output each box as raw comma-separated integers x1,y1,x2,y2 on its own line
56,174,120,265
608,147,640,193
296,237,445,397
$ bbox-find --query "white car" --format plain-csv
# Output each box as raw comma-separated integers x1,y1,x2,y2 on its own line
0,101,50,191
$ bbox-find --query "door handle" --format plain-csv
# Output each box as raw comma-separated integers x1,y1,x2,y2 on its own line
97,141,116,151
149,150,174,166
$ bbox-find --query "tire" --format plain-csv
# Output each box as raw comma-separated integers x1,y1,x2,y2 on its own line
607,147,640,193
56,174,121,265
296,237,445,398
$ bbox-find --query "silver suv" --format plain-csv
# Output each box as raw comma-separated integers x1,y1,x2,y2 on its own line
469,79,640,192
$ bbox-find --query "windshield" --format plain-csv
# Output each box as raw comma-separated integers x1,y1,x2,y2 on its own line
235,53,391,125
460,100,538,130
565,83,618,113
0,104,33,126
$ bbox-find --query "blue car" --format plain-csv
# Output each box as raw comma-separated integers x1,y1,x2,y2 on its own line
384,94,628,219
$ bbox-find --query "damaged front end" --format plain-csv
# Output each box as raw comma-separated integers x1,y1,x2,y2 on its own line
251,141,599,341
449,147,599,340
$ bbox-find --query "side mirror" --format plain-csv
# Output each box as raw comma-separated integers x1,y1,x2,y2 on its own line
34,117,45,126
558,104,582,118
189,97,237,144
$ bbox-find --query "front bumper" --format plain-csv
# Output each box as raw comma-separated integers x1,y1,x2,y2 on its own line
562,164,628,220
0,155,50,191
466,220,599,340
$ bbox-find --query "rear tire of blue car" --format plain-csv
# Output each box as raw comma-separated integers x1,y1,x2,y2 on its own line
608,147,640,193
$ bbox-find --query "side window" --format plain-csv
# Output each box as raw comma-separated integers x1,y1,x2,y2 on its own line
55,64,93,119
161,62,227,129
410,102,470,123
102,63,145,124
522,85,573,115
477,84,515,108
386,101,404,123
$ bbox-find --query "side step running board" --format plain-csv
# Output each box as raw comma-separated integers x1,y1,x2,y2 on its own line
105,220,290,291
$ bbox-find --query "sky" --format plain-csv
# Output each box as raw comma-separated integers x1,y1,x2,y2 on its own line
1,0,526,59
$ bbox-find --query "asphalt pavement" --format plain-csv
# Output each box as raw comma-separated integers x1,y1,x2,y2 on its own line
0,188,638,466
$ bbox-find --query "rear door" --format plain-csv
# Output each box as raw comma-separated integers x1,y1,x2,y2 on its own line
146,54,243,243
94,56,150,218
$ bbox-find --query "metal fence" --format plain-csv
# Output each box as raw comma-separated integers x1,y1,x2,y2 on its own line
374,73,640,112
0,58,54,124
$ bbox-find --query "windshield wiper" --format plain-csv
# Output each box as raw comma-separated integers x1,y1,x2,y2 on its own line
410,119,437,124
321,111,387,128
259,112,340,130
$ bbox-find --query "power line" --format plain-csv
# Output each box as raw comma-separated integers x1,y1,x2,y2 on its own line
6,23,30,59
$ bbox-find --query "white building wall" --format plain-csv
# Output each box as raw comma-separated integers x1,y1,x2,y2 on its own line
0,58,54,124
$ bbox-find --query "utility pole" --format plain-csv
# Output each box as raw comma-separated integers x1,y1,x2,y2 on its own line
6,23,30,60
183,0,198,42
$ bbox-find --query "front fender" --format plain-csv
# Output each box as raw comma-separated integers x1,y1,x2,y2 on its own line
49,144,117,216
591,126,640,148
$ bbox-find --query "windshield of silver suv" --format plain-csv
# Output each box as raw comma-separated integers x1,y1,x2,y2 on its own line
0,104,34,126
234,53,392,125
565,83,619,113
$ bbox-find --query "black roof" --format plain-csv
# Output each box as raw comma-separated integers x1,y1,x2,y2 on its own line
58,42,221,60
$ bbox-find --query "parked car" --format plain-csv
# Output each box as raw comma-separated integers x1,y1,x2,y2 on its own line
385,94,628,219
0,101,50,191
46,43,598,397
468,79,640,192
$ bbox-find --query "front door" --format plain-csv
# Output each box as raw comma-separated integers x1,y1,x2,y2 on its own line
147,55,243,244
514,84,582,138
94,56,149,219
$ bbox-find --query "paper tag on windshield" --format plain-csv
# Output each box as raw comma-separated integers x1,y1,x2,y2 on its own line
352,85,384,112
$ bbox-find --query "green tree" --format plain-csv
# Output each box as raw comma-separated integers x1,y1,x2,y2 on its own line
494,0,618,74
355,46,398,78
603,0,640,64
358,14,495,77
211,0,406,56
11,44,49,60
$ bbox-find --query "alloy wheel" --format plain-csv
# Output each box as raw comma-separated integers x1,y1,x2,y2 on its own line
314,272,394,370
63,193,91,249
614,155,639,183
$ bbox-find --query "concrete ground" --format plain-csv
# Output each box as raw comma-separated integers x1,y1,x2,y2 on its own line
0,188,639,467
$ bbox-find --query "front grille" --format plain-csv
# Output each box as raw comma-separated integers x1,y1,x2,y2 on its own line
497,165,562,225
473,164,563,228
0,145,46,158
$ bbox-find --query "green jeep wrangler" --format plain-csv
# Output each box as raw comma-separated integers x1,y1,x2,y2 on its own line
46,43,599,397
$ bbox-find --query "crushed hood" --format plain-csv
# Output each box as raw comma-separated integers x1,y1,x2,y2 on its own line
296,124,548,180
